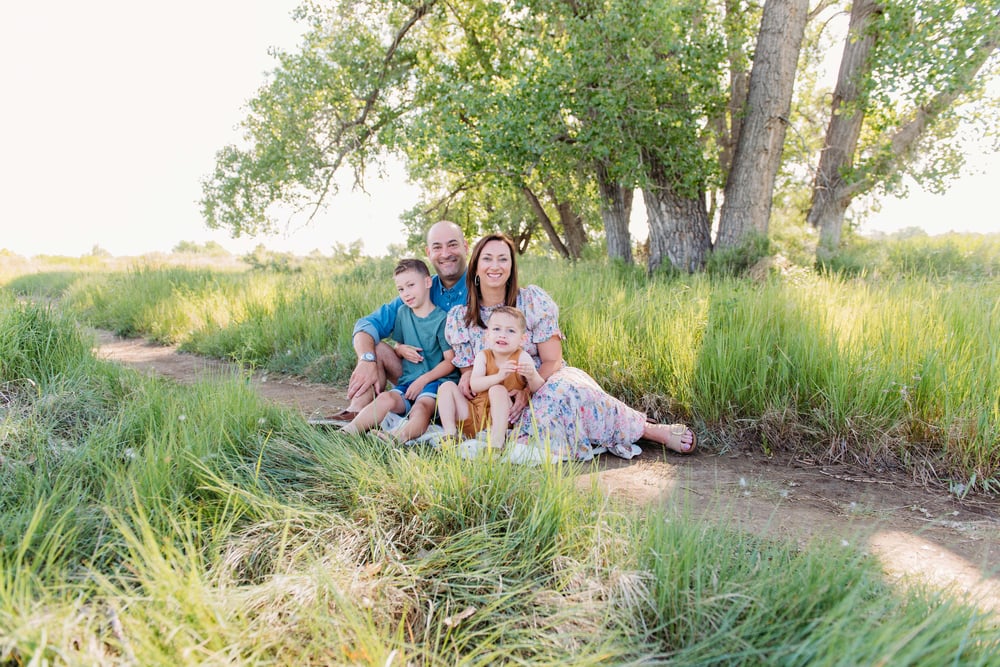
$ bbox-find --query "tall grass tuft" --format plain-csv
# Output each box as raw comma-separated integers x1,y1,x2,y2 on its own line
638,512,999,664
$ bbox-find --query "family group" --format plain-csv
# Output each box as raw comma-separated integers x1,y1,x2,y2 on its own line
326,221,696,461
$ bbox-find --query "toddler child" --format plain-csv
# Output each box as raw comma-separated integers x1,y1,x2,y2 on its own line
436,306,543,448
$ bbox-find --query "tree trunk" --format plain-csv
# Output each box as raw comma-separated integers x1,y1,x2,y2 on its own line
807,0,881,256
522,186,570,259
716,0,751,175
643,154,712,274
717,0,809,250
595,161,634,263
552,191,588,260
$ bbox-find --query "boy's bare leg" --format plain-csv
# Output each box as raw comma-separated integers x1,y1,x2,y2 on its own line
487,385,512,448
341,392,402,434
392,396,437,442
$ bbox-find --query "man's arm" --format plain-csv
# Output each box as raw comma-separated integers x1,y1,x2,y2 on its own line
347,298,403,401
352,297,404,345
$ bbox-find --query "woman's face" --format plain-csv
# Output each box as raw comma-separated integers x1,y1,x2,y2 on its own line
476,239,512,290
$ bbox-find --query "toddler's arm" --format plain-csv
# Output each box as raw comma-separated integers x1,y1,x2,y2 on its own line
469,351,512,393
516,351,545,393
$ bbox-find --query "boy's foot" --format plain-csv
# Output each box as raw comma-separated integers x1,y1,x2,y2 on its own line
371,430,402,444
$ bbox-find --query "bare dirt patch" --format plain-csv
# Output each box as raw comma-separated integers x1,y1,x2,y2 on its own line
92,330,1000,614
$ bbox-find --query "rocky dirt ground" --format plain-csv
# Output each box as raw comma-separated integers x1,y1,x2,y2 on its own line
92,330,1000,615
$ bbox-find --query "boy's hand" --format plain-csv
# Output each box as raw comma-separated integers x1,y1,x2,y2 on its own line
404,377,427,400
395,344,424,364
515,357,537,377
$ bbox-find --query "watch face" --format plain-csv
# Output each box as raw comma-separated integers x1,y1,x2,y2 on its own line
362,352,376,362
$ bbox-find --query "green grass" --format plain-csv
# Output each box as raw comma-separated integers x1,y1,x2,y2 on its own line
1,235,997,490
1,296,997,664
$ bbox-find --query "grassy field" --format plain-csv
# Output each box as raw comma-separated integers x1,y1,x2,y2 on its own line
0,294,997,664
5,234,997,490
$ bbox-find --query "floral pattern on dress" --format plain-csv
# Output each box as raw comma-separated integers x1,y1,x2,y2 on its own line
445,284,646,460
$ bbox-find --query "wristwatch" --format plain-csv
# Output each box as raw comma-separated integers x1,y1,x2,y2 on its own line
360,352,376,362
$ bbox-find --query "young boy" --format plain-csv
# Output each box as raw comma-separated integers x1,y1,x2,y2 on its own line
341,258,458,442
436,306,544,448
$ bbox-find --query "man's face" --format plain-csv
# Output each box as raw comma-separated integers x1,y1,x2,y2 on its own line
426,225,469,284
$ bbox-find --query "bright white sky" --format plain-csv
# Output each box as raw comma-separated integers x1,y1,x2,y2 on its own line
1,2,996,259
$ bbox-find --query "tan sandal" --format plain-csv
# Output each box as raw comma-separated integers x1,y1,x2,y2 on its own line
645,422,697,455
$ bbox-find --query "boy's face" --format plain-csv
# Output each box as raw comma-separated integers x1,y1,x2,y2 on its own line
394,269,433,309
485,312,525,353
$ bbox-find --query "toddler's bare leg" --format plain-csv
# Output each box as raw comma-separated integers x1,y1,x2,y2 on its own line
487,385,512,448
437,382,470,436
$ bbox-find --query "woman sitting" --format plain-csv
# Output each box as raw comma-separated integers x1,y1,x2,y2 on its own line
445,233,697,460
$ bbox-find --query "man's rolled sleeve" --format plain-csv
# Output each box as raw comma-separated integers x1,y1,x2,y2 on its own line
352,297,403,343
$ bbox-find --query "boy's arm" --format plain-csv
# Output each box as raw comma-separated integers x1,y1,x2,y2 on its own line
404,349,457,399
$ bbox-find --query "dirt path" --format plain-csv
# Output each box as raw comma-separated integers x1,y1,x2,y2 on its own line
91,330,1000,614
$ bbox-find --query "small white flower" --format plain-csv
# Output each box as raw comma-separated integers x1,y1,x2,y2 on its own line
739,477,747,487
841,540,849,547
178,414,187,422
257,418,267,425
124,447,136,460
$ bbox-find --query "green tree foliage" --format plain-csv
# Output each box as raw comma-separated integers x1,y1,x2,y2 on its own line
200,0,999,269
808,0,1000,253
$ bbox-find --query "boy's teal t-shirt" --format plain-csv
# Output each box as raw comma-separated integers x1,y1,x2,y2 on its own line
390,305,459,386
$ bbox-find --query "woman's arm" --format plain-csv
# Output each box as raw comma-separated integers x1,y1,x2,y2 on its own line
534,336,563,381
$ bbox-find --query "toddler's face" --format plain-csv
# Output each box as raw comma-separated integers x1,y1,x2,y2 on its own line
485,312,524,352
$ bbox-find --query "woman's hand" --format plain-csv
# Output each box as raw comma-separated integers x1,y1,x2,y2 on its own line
508,388,529,422
458,369,476,400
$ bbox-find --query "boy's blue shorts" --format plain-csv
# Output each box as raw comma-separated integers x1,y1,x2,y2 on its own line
390,379,443,414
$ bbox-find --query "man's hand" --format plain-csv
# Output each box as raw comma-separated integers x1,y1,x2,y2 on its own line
347,360,381,401
508,388,530,423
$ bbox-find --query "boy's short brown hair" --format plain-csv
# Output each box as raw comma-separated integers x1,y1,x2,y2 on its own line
488,305,526,332
394,258,430,277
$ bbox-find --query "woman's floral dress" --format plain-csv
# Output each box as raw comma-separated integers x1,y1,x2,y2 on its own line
445,285,646,460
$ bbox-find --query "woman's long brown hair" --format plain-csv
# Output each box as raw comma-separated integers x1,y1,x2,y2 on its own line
464,233,519,328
